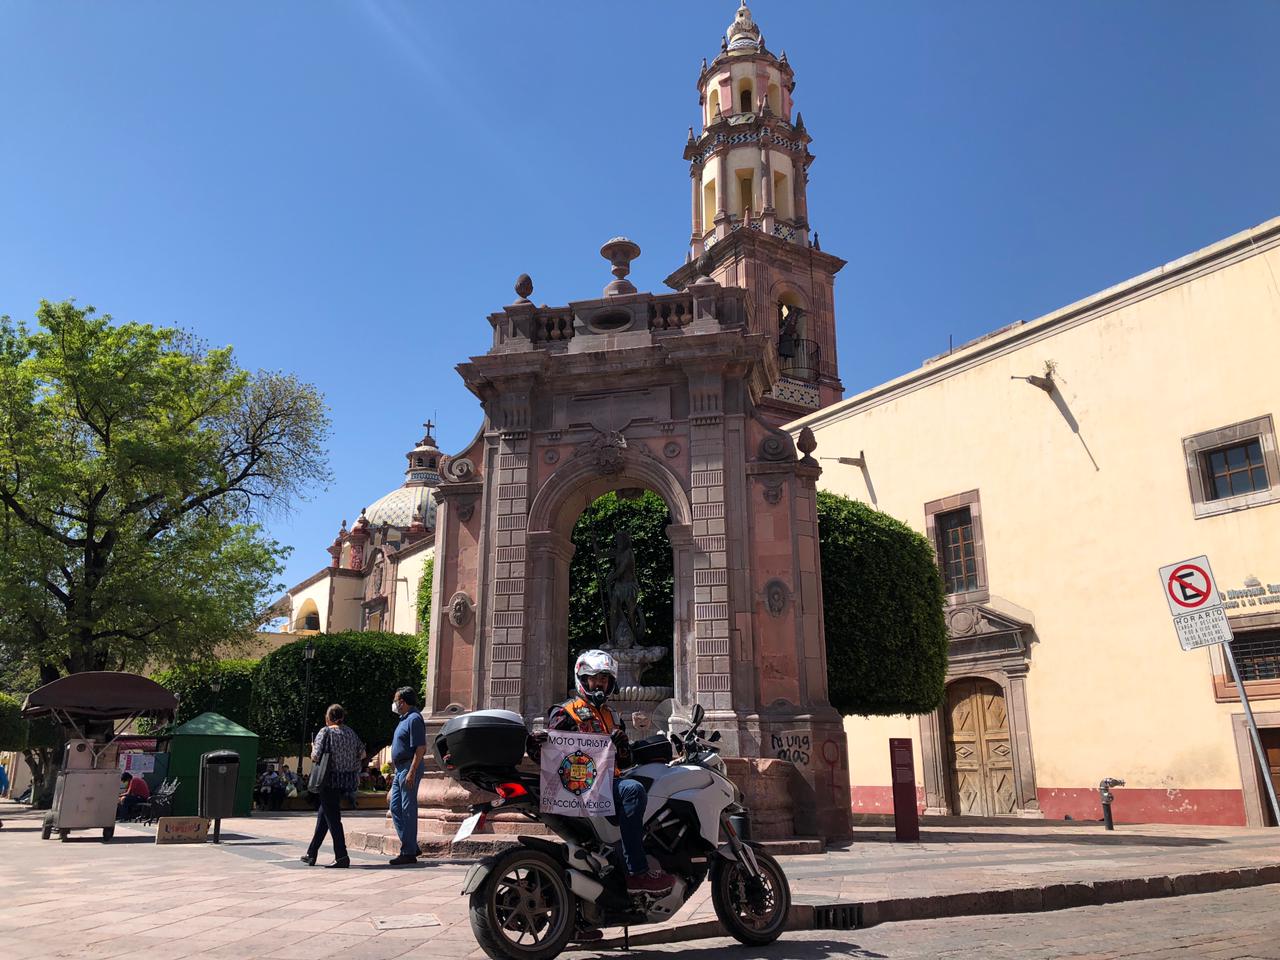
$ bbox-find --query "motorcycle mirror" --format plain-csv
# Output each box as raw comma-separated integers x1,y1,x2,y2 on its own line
709,730,722,742
691,702,705,726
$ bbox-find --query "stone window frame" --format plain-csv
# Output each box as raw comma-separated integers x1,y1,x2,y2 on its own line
1210,609,1280,703
924,489,990,605
1183,414,1280,519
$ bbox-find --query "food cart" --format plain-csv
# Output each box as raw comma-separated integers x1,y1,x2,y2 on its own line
21,672,177,842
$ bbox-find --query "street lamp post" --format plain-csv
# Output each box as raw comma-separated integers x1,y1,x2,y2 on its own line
209,677,222,714
296,641,316,776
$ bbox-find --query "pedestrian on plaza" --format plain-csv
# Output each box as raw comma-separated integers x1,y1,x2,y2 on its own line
300,704,365,869
257,766,285,811
116,772,150,820
388,686,426,866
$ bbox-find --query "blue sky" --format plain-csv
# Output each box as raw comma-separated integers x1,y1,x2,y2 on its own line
3,1,1278,594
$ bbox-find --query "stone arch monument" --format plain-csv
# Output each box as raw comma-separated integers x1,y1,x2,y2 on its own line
424,243,851,839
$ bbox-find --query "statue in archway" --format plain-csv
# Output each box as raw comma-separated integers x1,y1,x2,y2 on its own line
605,530,647,648
596,530,667,693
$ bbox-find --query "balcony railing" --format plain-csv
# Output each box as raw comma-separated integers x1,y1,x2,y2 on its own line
779,337,820,382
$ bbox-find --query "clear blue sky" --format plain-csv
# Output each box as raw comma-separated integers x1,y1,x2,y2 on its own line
3,2,1278,595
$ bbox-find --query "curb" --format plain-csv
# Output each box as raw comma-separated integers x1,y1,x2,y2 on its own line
585,863,1280,950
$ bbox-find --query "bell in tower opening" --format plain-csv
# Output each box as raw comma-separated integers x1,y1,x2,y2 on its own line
665,1,847,420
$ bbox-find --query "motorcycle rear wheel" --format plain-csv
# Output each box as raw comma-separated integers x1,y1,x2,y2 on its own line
469,847,576,960
710,849,791,946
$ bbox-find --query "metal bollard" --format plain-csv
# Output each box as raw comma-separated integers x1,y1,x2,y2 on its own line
1098,777,1125,830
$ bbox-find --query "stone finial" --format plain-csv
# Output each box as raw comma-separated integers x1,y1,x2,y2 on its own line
600,237,641,297
687,126,696,144
514,273,533,303
780,50,788,64
794,111,806,133
797,426,818,463
812,232,821,251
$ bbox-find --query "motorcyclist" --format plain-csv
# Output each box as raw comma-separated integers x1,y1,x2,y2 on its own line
534,649,674,896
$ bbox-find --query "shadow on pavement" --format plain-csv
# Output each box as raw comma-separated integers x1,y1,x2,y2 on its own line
583,939,888,959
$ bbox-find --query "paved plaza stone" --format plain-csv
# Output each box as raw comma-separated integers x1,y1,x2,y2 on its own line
1,800,1276,959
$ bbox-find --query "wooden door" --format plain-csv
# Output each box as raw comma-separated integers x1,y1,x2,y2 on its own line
946,678,1017,816
1261,729,1280,827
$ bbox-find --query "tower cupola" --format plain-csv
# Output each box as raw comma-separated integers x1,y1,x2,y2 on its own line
665,2,847,416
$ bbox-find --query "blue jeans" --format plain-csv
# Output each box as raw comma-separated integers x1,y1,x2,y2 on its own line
613,777,648,875
390,767,419,858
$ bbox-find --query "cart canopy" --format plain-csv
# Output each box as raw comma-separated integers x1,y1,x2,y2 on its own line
21,671,178,722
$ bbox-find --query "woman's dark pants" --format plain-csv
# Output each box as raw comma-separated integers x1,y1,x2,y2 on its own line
306,787,347,861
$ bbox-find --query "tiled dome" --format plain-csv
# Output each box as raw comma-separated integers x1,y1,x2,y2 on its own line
364,485,437,529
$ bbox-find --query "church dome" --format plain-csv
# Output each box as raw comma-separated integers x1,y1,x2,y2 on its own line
364,485,437,529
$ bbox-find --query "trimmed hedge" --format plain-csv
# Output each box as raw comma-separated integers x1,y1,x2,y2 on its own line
149,659,258,730
818,491,949,716
251,632,420,755
0,692,24,750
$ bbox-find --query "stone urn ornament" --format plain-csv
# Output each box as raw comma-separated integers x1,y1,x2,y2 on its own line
600,237,641,297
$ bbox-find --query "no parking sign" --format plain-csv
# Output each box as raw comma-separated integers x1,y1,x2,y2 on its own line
1157,555,1233,651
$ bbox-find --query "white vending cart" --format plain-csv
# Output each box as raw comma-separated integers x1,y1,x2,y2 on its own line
21,671,178,843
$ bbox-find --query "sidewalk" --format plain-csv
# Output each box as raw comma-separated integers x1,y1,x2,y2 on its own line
1,799,1276,959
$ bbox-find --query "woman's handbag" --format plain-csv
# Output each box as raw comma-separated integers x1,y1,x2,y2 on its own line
308,729,331,794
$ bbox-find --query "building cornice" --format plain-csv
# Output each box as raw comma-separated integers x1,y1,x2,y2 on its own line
787,215,1280,433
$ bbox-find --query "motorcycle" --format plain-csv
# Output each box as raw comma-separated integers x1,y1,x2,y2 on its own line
433,699,792,960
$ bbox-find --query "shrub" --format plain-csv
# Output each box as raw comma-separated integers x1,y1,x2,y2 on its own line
817,491,949,716
148,659,258,730
251,632,421,756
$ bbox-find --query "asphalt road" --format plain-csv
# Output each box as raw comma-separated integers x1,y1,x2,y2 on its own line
575,886,1280,960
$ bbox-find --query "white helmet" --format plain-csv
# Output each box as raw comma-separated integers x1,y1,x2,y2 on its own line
574,649,618,707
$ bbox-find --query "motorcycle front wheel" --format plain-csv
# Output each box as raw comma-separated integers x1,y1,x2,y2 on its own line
469,848,576,960
710,848,792,946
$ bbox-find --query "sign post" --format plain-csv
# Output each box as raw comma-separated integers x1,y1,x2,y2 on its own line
1159,555,1280,825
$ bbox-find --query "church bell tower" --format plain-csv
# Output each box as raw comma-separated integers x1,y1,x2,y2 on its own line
665,1,846,417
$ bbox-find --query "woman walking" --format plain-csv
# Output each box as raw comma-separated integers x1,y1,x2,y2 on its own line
300,704,365,868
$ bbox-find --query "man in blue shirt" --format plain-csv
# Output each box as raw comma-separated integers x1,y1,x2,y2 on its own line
388,686,427,865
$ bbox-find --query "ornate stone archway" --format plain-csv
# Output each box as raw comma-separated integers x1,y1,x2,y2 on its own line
423,253,851,839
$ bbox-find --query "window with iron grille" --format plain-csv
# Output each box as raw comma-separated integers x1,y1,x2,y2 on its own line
1230,628,1280,682
1203,439,1269,501
937,508,979,594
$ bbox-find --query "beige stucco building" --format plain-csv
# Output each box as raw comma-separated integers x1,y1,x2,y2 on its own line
790,216,1280,827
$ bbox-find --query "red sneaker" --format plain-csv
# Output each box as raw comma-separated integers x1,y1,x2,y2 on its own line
626,870,675,895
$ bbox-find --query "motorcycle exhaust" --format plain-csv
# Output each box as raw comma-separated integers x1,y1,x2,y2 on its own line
567,868,606,901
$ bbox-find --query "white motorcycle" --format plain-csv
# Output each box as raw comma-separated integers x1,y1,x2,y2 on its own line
433,700,791,960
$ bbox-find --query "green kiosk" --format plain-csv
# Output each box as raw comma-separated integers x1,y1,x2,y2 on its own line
166,712,259,816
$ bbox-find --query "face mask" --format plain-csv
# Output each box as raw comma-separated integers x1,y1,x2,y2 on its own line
391,701,401,715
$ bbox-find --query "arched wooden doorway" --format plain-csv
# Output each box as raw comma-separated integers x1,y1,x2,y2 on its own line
945,677,1017,816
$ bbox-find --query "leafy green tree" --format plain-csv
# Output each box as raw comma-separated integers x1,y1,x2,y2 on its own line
0,300,330,801
148,658,258,730
567,492,673,689
0,301,329,679
251,632,421,757
817,491,949,716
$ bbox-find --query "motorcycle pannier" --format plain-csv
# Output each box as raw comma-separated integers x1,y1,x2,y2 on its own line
434,709,528,776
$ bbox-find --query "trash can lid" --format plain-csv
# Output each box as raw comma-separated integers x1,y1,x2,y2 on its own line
201,750,240,763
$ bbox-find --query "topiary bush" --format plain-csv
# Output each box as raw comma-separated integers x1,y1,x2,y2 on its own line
415,555,434,688
0,692,25,750
148,659,258,730
817,491,949,716
251,631,421,756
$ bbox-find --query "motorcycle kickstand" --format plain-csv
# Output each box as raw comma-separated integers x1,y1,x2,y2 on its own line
623,926,629,951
